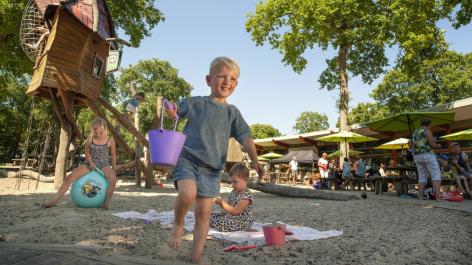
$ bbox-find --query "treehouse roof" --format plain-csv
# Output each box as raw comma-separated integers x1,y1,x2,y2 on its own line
35,0,116,49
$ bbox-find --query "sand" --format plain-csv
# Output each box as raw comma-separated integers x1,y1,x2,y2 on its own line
1,174,471,264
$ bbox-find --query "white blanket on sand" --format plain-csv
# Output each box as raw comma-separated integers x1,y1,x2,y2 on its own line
113,210,343,245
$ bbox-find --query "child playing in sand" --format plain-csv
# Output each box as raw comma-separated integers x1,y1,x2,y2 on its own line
209,164,254,232
337,158,352,189
164,57,264,264
449,156,472,199
127,92,149,122
42,118,117,209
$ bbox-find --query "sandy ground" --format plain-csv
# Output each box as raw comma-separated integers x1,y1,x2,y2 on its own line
1,174,471,265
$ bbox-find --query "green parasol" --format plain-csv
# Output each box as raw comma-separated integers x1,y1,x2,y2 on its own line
364,111,456,140
260,152,285,159
316,131,378,160
327,150,363,158
440,128,472,140
374,138,410,150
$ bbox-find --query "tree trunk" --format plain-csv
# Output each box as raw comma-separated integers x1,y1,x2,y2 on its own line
221,173,358,200
338,44,350,161
51,89,75,189
7,171,55,183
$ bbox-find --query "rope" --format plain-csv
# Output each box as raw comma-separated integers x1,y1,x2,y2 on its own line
15,96,53,191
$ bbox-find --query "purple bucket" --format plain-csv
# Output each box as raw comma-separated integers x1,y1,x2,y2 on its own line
148,98,187,167
148,128,186,167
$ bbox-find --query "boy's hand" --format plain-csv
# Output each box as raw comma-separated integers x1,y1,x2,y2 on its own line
213,197,223,205
253,162,265,182
164,102,178,118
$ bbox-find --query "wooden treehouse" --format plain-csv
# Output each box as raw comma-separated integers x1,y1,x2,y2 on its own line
21,0,128,107
20,0,129,142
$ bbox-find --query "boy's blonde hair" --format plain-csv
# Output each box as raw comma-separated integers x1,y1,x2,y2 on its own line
209,56,240,78
90,117,107,136
229,163,249,180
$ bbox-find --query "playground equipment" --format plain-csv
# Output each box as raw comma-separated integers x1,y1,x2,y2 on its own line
148,99,186,167
21,0,129,105
70,169,109,207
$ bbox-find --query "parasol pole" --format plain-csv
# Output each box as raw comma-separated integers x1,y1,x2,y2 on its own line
407,114,413,143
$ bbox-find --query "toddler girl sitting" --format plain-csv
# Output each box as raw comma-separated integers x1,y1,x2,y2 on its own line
210,163,254,232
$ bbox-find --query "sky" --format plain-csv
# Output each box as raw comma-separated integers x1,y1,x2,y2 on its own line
117,1,472,136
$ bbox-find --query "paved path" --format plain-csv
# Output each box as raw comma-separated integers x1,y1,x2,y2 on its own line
0,244,188,265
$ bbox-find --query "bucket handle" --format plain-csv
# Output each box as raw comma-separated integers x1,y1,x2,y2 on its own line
161,98,179,131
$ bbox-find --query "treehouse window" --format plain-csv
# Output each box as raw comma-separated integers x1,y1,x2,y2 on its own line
91,52,104,80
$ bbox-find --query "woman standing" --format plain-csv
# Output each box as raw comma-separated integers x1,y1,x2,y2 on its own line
318,153,329,179
412,118,443,201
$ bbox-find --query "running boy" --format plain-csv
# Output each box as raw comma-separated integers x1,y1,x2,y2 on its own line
165,57,264,264
126,92,149,122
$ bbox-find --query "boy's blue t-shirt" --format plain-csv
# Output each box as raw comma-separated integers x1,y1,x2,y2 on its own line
177,96,252,171
129,94,143,107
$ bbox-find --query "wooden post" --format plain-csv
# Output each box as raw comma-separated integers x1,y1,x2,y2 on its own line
131,82,141,187
145,96,163,188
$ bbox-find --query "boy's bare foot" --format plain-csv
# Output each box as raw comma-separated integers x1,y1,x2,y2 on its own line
104,203,110,210
168,225,183,251
191,256,211,265
41,201,56,208
241,227,258,232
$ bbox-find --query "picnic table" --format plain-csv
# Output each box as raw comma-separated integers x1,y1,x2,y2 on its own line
11,159,36,167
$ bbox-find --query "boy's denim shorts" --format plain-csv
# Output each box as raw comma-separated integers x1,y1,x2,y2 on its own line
172,157,222,198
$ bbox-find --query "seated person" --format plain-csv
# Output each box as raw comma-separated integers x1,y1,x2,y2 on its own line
386,160,398,175
379,164,387,177
439,155,452,178
210,164,255,232
386,160,397,190
449,155,472,199
337,157,352,190
352,154,367,191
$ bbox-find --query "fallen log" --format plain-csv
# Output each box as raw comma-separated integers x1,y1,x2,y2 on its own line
221,173,359,201
7,171,55,183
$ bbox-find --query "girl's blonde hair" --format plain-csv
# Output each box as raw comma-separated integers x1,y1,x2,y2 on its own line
90,117,107,136
209,56,240,78
229,163,249,180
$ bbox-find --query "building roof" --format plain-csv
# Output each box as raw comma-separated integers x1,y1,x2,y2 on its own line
253,97,472,151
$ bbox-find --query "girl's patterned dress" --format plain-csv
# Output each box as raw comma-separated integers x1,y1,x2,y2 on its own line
210,189,254,232
84,137,111,169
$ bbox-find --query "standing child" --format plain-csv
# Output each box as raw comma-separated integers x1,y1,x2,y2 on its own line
338,158,352,190
210,163,254,232
42,118,117,209
164,57,264,265
127,92,149,122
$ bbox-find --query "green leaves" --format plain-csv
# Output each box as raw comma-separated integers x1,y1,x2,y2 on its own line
107,0,165,47
293,111,329,134
113,59,193,145
372,51,472,113
250,124,283,139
